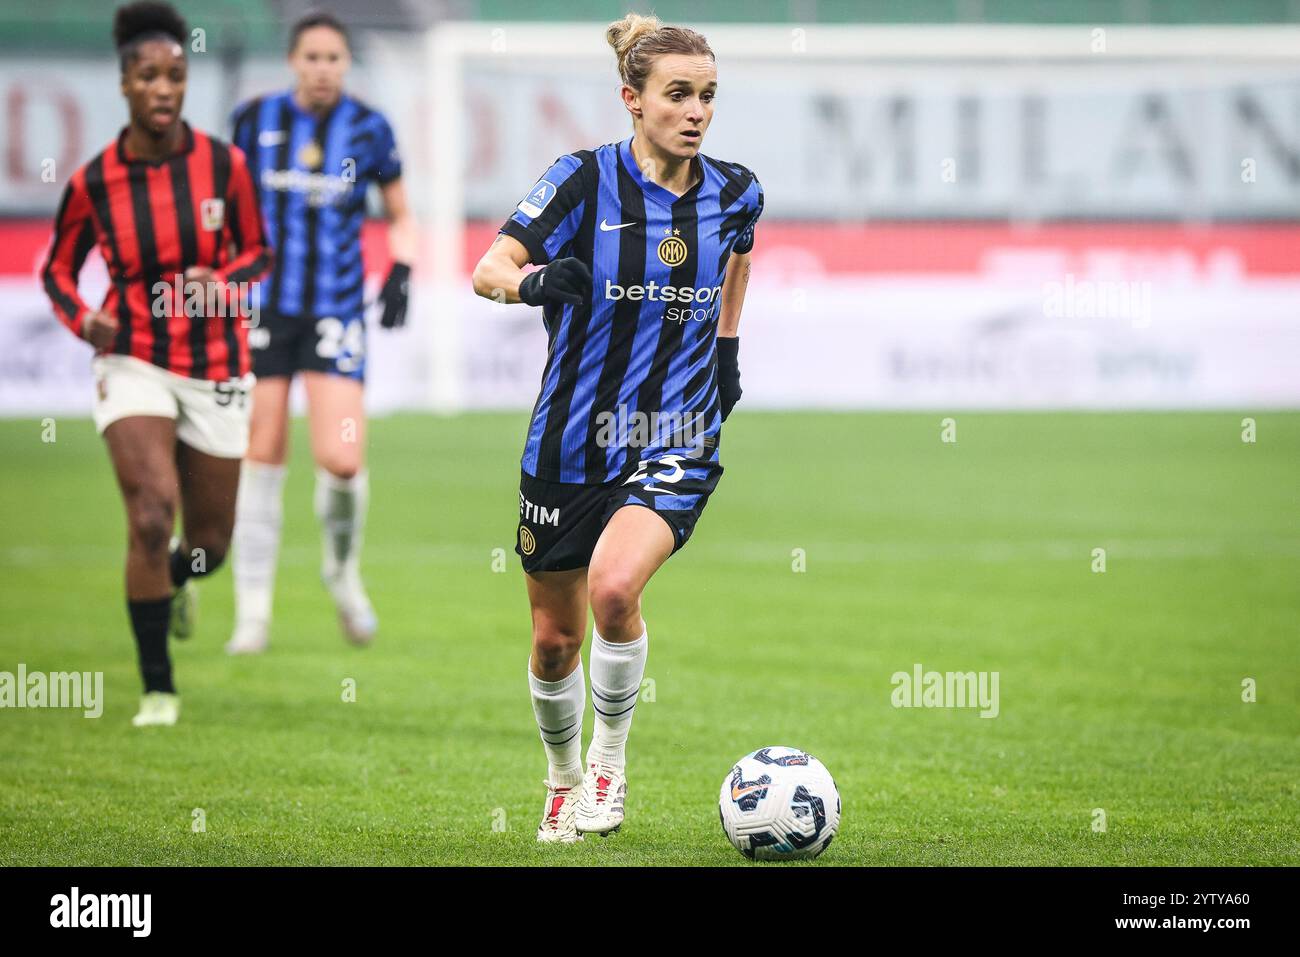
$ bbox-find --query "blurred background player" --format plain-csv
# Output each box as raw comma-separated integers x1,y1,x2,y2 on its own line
226,11,415,654
40,1,269,725
472,13,763,842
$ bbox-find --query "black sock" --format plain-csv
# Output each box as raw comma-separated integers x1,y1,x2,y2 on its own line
128,596,174,693
169,542,191,588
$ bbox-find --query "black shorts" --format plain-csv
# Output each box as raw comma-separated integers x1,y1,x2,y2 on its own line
516,456,724,573
247,310,367,381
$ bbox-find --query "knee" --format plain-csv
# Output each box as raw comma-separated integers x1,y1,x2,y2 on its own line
126,495,175,557
317,455,361,482
532,622,584,675
588,572,642,634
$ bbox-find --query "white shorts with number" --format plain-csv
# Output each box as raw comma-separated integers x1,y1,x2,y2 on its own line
92,354,254,459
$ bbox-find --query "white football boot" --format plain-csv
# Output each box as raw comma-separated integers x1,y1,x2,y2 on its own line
168,538,197,640
132,691,180,727
537,780,584,844
324,567,377,646
574,761,627,835
225,621,269,655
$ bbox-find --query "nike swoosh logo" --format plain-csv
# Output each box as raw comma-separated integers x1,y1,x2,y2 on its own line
640,485,678,496
731,783,767,800
600,219,636,232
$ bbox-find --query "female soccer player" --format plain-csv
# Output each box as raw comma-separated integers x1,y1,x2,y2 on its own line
472,13,763,842
41,1,269,726
226,12,416,654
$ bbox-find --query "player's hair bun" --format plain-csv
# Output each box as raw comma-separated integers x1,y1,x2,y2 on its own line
113,1,187,51
606,12,662,64
605,12,713,91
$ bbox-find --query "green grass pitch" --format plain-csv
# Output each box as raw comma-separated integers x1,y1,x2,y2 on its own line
1,411,1297,865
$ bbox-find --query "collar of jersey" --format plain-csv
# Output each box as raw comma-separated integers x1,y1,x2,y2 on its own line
116,121,195,167
286,90,346,126
619,137,703,208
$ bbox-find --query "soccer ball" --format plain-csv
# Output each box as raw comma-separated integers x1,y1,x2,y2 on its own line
718,746,840,860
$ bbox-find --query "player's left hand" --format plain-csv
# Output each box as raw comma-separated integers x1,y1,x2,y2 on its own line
718,335,742,421
378,262,411,329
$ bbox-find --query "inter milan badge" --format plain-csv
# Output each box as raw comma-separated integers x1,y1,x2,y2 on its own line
518,525,536,556
657,229,688,267
297,140,324,170
199,198,225,232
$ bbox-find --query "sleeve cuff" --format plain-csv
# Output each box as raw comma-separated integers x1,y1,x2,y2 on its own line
500,219,550,266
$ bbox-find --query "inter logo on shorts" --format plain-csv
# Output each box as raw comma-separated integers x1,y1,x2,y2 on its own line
200,198,225,232
518,525,536,555
657,234,688,267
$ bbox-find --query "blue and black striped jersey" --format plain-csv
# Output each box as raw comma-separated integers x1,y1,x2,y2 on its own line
231,91,401,321
502,137,763,485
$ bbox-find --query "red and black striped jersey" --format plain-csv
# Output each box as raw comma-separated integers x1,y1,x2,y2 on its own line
42,123,271,381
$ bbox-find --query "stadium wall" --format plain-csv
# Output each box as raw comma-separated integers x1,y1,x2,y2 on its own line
3,27,1298,414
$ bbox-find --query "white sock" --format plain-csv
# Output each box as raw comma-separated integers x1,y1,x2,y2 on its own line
314,468,368,583
232,461,287,628
586,628,647,769
528,659,585,788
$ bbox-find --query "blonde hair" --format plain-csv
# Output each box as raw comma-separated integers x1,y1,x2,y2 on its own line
606,12,714,92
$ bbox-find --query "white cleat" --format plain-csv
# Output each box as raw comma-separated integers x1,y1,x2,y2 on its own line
574,761,627,836
225,622,269,655
170,578,198,640
325,570,377,646
132,691,180,727
537,780,584,844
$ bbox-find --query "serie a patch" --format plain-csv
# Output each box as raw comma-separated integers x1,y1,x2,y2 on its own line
517,180,557,218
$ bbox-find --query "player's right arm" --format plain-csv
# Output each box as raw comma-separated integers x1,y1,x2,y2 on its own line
470,232,525,302
472,152,593,307
471,233,531,304
472,233,592,308
41,171,117,349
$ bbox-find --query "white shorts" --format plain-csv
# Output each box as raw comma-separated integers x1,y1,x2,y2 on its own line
92,354,254,459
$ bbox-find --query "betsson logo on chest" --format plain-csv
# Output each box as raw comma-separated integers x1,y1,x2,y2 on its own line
603,279,723,324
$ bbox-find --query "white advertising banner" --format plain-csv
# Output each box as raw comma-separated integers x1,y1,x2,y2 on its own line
6,277,1297,415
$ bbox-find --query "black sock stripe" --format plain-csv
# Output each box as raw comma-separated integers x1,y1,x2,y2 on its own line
537,720,576,736
593,703,637,719
541,729,580,747
591,686,639,704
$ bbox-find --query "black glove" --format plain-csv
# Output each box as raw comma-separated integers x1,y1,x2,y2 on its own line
518,257,591,307
378,262,411,329
717,335,742,421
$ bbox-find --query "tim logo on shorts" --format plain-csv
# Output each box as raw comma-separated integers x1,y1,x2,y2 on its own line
519,492,559,526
